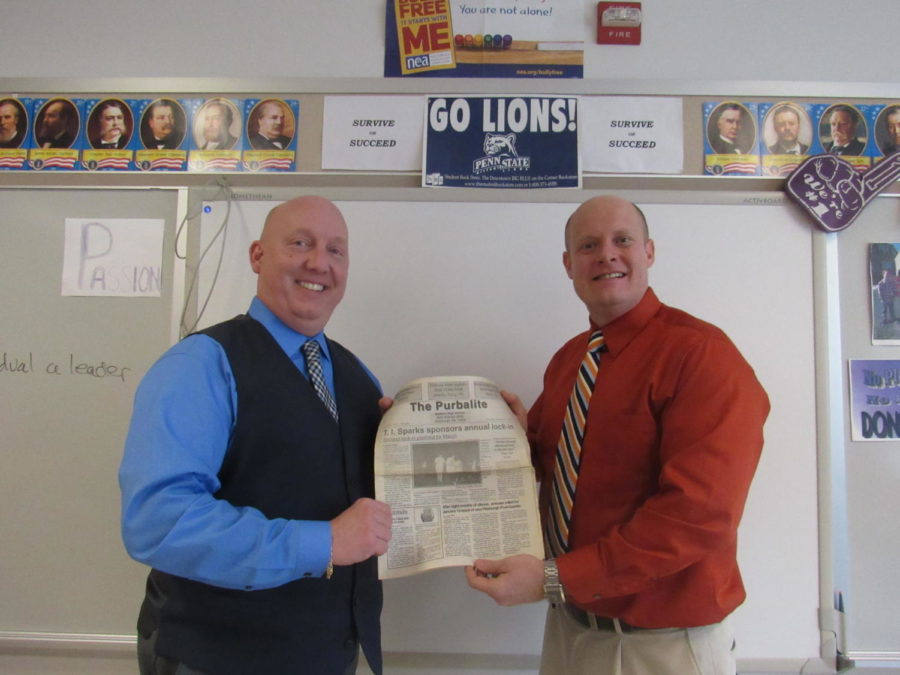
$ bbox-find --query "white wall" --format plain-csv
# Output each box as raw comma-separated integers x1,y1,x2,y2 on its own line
0,1,897,86
193,195,821,669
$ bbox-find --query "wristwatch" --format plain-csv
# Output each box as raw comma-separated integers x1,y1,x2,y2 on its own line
543,559,566,605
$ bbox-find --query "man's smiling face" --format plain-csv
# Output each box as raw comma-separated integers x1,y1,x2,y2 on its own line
250,196,349,336
563,196,655,327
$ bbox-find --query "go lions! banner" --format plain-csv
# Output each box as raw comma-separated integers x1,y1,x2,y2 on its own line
423,95,580,189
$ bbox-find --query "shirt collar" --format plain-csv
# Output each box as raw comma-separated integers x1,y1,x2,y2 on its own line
248,296,331,362
590,288,660,358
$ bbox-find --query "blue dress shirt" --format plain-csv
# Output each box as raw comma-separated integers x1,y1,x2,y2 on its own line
119,297,380,590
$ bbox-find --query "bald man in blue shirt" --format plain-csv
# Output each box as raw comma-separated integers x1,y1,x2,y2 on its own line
120,196,392,675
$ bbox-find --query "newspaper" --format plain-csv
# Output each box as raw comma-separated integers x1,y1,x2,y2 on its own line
375,375,543,579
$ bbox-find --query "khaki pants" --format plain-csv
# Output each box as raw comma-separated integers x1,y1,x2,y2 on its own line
539,604,736,675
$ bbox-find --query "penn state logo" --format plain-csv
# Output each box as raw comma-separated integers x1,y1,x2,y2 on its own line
473,133,530,174
483,132,518,158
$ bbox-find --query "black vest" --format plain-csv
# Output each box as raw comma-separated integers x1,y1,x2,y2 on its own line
137,315,383,674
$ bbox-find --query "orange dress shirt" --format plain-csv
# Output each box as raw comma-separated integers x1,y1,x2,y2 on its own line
528,289,770,628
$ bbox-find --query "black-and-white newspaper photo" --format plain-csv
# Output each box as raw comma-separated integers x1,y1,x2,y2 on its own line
375,376,543,579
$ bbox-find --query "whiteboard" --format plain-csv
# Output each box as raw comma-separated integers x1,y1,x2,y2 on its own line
0,187,179,637
193,195,820,664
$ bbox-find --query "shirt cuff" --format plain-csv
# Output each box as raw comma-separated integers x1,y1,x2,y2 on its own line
295,520,333,579
557,545,606,604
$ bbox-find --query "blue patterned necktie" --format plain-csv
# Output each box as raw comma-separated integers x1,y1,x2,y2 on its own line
301,340,338,422
545,330,606,557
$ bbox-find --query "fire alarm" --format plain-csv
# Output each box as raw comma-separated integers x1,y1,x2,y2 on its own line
598,2,642,45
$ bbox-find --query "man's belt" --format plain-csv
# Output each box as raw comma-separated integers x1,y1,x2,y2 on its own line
563,604,647,633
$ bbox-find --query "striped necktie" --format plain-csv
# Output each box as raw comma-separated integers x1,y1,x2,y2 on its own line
545,330,606,557
301,340,339,422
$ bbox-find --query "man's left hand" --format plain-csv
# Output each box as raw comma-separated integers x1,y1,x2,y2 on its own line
500,390,528,431
464,554,544,606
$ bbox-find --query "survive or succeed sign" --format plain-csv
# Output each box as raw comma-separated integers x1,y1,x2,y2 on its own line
322,95,425,170
580,96,684,174
423,95,580,188
385,0,583,78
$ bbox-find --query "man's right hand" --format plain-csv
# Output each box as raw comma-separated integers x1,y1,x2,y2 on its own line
465,554,544,606
330,497,392,565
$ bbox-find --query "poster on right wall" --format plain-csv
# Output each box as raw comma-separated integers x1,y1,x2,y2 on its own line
849,359,900,441
869,242,900,345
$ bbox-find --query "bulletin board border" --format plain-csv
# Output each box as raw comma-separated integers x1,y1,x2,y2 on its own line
2,77,900,192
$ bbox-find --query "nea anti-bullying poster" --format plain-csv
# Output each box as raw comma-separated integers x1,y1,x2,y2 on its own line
423,95,579,188
385,0,583,78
